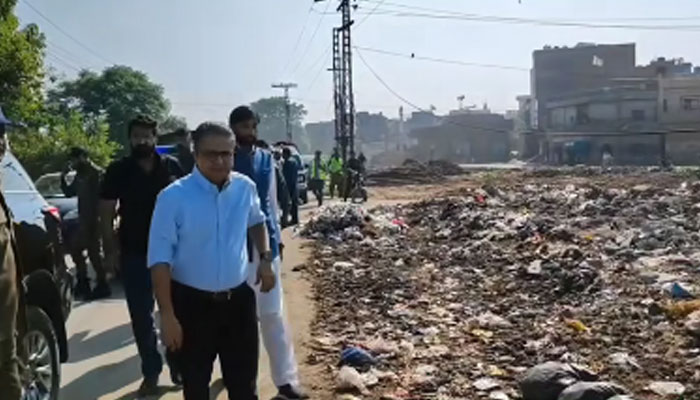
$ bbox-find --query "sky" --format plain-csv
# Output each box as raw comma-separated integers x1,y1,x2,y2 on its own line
14,0,700,126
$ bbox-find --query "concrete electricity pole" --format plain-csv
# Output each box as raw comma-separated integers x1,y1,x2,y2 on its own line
271,82,298,141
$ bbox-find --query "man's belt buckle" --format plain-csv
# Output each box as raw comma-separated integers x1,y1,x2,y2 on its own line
211,290,232,302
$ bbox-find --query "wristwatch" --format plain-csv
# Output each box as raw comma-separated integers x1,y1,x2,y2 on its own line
260,251,274,262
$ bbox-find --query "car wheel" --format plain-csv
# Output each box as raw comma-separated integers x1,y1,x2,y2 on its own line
21,307,60,400
57,270,74,321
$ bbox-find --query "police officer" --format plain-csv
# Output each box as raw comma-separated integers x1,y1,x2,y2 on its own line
0,109,21,400
310,150,326,207
327,148,343,199
62,147,110,300
281,148,299,227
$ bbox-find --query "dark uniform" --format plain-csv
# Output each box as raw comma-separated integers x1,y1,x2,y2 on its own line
175,143,195,174
0,192,21,399
101,153,183,383
61,160,106,290
343,156,362,201
282,157,299,226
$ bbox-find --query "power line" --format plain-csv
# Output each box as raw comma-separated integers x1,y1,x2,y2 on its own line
354,43,693,82
355,45,529,71
356,0,388,28
45,51,81,73
280,5,315,76
315,1,700,31
359,0,700,22
21,0,117,65
354,47,513,135
290,0,333,75
366,11,700,31
302,44,333,96
355,48,422,111
45,39,94,68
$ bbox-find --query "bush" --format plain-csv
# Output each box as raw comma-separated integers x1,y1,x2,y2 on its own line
10,112,120,179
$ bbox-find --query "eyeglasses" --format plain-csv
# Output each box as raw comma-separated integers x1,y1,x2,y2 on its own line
199,150,234,162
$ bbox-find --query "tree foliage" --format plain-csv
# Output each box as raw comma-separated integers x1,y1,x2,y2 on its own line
250,96,309,151
10,112,120,179
48,66,170,148
160,114,188,133
0,0,45,123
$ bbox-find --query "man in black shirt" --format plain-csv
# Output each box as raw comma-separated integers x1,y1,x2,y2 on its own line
100,116,184,397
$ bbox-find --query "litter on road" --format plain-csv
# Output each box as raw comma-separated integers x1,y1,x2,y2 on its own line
301,169,700,399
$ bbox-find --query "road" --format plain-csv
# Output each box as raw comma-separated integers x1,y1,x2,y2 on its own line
58,205,318,400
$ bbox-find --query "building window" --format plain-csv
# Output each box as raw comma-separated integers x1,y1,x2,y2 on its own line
631,110,646,121
682,97,700,110
663,99,668,112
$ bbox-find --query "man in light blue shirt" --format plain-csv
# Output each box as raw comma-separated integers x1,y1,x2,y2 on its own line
148,122,275,400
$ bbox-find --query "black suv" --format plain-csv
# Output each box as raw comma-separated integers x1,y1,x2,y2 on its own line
2,151,73,400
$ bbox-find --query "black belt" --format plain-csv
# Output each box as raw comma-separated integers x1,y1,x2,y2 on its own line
172,280,247,302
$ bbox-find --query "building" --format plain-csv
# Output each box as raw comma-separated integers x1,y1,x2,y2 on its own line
514,95,538,158
542,75,700,165
410,112,512,163
532,43,638,129
305,120,336,154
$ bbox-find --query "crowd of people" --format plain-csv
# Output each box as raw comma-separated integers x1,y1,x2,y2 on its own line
0,106,316,400
308,148,366,207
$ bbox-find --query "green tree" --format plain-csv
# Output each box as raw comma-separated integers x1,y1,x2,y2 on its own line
10,112,120,178
48,66,170,148
250,97,309,151
160,115,188,133
0,0,45,123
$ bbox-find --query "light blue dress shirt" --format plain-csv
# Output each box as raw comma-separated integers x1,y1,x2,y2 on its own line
147,167,266,292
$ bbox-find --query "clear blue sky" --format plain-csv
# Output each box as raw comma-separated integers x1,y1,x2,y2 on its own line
15,0,700,125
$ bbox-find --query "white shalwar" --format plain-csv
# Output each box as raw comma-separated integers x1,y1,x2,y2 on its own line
248,252,300,387
246,159,300,388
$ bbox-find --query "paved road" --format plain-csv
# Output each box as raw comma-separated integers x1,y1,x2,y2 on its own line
59,207,316,400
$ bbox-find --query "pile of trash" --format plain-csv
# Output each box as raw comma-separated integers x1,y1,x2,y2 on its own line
304,173,700,399
367,159,463,186
300,204,408,241
427,160,464,176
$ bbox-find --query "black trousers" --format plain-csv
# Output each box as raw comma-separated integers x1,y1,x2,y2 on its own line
283,189,299,226
71,223,106,283
172,281,259,400
310,179,324,206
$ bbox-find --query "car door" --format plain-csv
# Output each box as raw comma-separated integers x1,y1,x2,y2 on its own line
1,152,48,229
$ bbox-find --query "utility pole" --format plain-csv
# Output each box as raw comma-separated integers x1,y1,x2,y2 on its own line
338,0,356,162
271,82,298,141
319,0,355,163
331,27,342,155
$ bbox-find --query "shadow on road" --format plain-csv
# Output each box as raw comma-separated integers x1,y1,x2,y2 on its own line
67,322,135,363
112,385,181,400
61,353,142,399
71,280,126,311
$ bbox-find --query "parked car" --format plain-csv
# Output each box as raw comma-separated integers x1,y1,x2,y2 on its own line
2,151,72,400
34,171,79,249
273,142,309,204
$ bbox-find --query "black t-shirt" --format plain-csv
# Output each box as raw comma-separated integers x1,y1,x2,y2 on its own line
100,154,184,255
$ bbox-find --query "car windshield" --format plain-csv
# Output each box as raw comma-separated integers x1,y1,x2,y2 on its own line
35,174,66,198
301,155,313,166
1,153,35,193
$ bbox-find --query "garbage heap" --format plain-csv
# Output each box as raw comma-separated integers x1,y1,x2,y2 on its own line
366,159,463,187
302,177,700,400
